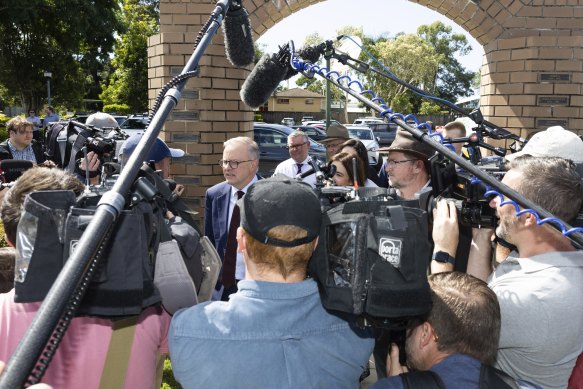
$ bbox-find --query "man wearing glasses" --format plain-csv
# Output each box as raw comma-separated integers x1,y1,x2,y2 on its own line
319,124,350,160
380,128,435,200
273,130,317,188
25,109,42,140
0,116,46,165
205,137,260,300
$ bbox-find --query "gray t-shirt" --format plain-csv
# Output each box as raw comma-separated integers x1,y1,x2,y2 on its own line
489,250,583,389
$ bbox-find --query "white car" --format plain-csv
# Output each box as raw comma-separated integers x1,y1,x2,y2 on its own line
346,126,381,166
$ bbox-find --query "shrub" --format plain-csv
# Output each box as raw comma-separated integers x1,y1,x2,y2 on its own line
103,104,131,115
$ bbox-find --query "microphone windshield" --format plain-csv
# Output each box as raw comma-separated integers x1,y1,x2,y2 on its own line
240,53,288,109
223,7,255,67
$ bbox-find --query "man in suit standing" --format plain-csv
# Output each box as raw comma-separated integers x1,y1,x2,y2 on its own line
205,137,260,300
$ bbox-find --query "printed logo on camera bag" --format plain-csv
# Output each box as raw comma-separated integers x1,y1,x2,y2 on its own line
379,238,402,267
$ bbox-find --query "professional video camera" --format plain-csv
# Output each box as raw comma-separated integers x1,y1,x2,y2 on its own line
307,171,432,330
425,152,506,229
45,119,128,172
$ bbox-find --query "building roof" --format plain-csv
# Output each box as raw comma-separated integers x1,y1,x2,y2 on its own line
274,88,324,98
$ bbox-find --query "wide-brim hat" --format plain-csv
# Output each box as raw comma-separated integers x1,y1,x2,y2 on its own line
319,124,350,144
381,128,435,161
505,126,583,163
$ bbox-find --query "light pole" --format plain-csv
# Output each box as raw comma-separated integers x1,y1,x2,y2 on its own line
43,71,52,106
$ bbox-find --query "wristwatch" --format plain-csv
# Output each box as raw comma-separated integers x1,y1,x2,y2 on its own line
432,251,456,265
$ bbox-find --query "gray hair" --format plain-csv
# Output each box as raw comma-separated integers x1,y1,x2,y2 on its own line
509,156,583,222
289,130,309,144
224,136,259,161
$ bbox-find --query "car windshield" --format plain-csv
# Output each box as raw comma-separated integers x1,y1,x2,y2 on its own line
120,118,148,129
348,128,373,140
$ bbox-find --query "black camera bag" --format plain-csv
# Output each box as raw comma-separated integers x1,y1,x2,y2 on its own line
14,190,161,317
309,199,432,320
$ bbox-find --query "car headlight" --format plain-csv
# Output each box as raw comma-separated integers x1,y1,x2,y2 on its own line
368,146,378,152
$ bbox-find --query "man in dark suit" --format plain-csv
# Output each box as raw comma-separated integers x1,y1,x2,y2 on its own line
205,137,260,300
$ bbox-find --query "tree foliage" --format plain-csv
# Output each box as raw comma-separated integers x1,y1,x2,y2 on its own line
416,21,476,102
100,0,159,114
367,34,439,113
0,0,122,112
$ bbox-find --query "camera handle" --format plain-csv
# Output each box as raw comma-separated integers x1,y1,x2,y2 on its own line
0,1,235,387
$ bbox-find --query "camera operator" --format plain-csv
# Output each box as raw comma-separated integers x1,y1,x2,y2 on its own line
169,177,374,389
119,133,185,194
432,156,583,389
370,272,539,388
0,167,171,388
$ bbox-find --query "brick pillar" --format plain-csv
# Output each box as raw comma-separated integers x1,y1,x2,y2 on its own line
149,0,254,222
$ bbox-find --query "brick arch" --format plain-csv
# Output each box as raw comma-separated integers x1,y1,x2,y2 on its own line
150,0,583,218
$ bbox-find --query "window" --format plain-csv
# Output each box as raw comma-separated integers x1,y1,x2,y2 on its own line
277,98,290,104
305,98,314,105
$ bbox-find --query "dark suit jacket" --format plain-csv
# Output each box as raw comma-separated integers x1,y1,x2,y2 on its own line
204,181,231,263
204,175,262,264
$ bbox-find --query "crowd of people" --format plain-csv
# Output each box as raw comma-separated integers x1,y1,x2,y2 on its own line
0,110,581,389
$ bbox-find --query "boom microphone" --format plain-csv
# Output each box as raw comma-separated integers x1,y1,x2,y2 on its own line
223,1,255,67
240,41,332,108
240,48,289,108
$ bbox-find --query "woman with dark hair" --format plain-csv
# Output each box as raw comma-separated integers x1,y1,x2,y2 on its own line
329,152,367,187
340,139,381,186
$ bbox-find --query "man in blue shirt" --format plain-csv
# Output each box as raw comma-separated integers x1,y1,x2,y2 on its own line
169,177,374,389
42,106,59,129
370,272,537,389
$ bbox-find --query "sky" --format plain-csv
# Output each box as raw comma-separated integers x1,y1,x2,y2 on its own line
256,0,484,73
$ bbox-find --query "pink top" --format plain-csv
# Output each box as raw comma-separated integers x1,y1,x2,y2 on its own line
0,289,170,388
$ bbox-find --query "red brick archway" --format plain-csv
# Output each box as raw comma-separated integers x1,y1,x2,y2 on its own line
150,0,583,218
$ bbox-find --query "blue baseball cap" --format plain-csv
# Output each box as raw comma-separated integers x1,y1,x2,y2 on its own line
120,133,185,163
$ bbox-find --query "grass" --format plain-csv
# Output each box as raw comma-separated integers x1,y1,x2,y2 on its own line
162,358,182,389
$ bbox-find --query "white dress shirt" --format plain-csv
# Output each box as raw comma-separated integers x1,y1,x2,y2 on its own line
273,156,317,188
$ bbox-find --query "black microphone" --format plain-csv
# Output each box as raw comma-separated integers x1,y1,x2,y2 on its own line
0,160,34,183
240,46,289,108
223,1,255,67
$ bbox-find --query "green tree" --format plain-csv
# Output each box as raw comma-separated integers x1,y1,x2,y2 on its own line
100,0,159,113
0,0,122,112
367,34,439,113
417,21,476,102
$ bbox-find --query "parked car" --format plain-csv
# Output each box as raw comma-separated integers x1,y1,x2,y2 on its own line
301,115,314,123
119,114,149,136
71,113,127,127
254,122,326,177
346,125,381,166
291,125,327,142
302,120,342,130
353,117,384,126
367,122,398,147
281,117,295,126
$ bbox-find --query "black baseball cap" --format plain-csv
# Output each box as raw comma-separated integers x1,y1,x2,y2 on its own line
239,176,322,247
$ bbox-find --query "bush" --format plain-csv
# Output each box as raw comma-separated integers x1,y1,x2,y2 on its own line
103,104,131,115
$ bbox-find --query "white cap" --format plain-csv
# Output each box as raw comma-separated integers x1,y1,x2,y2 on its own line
505,126,583,163
86,112,119,129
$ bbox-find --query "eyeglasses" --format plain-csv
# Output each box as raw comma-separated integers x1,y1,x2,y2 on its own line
325,142,344,150
287,142,307,150
387,159,418,167
218,159,254,169
17,129,34,135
